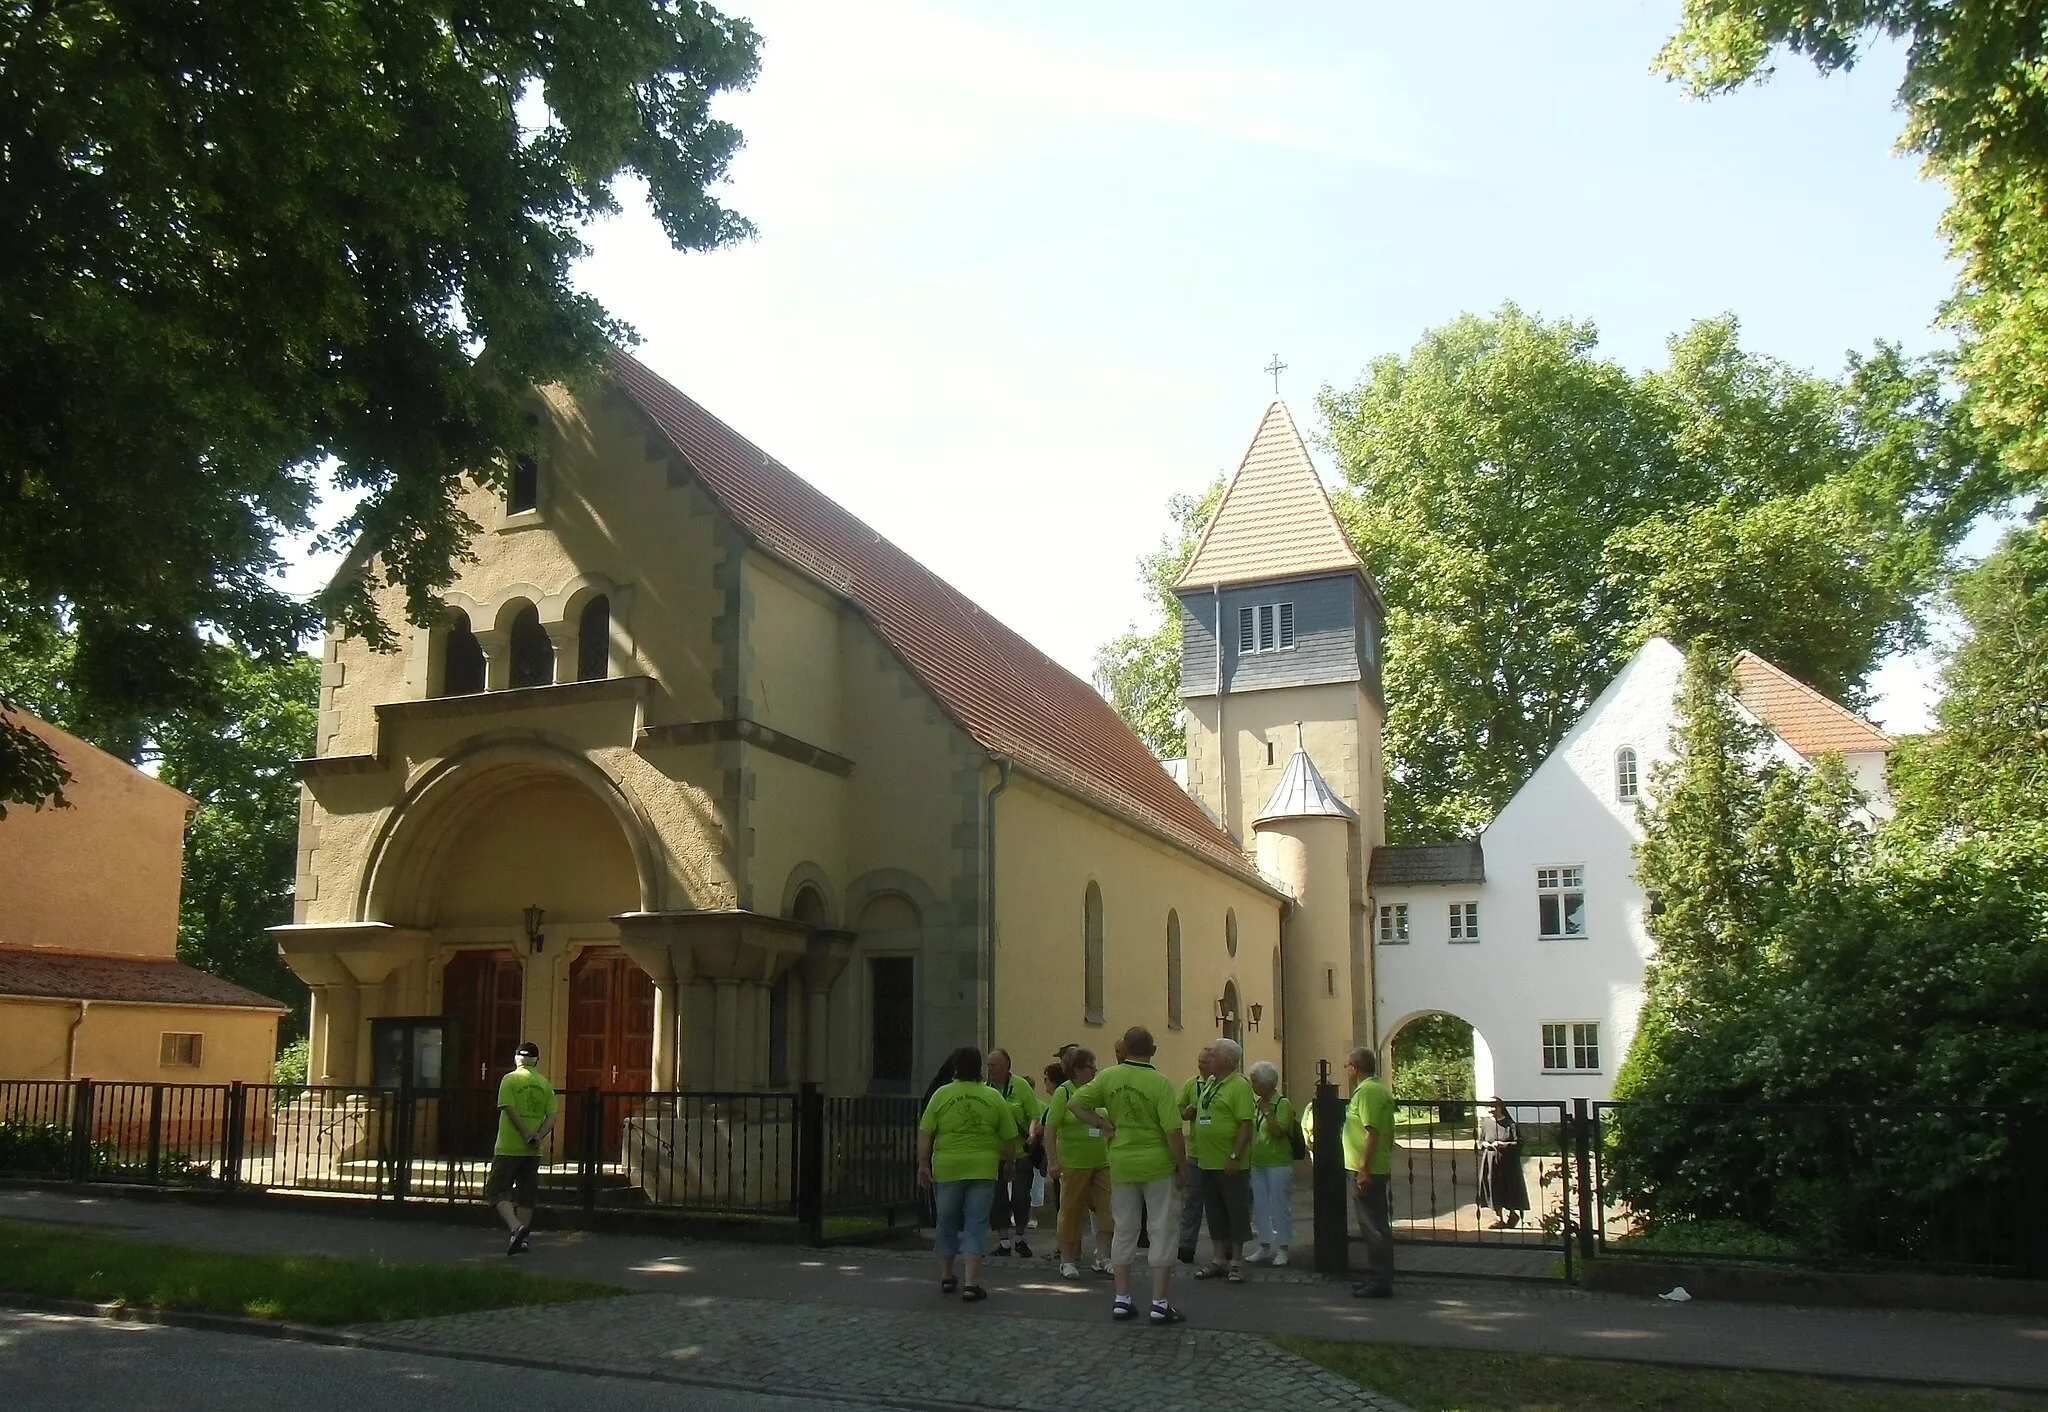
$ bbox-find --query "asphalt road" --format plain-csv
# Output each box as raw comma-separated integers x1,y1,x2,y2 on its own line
0,1311,905,1412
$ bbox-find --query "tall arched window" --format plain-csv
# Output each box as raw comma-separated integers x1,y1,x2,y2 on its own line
1615,746,1639,802
508,602,553,688
1166,910,1183,1030
1222,979,1242,1044
576,594,610,682
1083,882,1105,1025
441,611,485,697
1225,908,1238,958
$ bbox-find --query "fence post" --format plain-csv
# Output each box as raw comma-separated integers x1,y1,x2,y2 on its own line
580,1088,601,1213
146,1084,165,1186
69,1079,95,1183
797,1083,826,1246
1312,1060,1349,1276
1573,1098,1596,1266
394,1088,417,1204
222,1082,246,1193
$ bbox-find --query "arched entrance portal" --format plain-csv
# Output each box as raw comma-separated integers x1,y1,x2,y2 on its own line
1384,1011,1496,1105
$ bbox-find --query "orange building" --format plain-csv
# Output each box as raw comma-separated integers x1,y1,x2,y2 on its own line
0,708,287,1082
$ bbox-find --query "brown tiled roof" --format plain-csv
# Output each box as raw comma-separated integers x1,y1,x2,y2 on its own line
0,946,289,1010
1369,842,1485,887
1177,402,1363,590
1732,652,1893,758
606,352,1267,886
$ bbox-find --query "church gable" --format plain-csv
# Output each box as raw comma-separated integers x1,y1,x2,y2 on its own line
1177,401,1363,591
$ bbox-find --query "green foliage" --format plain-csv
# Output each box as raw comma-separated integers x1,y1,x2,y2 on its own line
1656,2,2048,501
1093,478,1224,758
1391,1013,1476,1100
0,1220,621,1323
1320,308,1988,839
274,1036,310,1099
0,0,760,810
0,1121,72,1176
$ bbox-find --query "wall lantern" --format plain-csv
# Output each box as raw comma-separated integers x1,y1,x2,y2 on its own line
523,904,547,955
1247,1003,1264,1032
1213,998,1234,1030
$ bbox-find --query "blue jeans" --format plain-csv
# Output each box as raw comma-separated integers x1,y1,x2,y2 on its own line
934,1179,997,1257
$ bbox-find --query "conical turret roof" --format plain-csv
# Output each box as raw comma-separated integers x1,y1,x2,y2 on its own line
1253,725,1357,825
1177,402,1362,590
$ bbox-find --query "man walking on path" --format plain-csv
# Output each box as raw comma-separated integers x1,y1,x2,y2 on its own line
490,1040,555,1255
1067,1026,1189,1325
1343,1045,1395,1298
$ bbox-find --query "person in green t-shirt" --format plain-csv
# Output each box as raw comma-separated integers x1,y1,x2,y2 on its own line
488,1040,555,1256
1245,1059,1296,1266
1190,1038,1256,1282
1174,1045,1217,1263
918,1045,1020,1303
1342,1045,1396,1297
985,1048,1042,1258
1067,1026,1189,1325
1044,1046,1114,1279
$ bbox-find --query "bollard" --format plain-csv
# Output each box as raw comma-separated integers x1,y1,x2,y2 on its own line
1312,1059,1349,1275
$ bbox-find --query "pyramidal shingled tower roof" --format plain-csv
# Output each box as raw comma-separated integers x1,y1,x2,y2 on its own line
1177,401,1363,590
1254,726,1357,825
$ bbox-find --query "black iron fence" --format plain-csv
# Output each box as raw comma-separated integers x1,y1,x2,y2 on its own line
1386,1099,1575,1274
0,1079,918,1242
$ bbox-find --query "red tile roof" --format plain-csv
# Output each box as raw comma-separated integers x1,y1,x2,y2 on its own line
1732,652,1894,759
606,351,1266,887
0,946,289,1010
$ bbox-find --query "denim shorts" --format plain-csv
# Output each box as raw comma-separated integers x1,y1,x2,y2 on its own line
933,1178,997,1256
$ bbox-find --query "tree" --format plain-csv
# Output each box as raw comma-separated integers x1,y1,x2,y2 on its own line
1093,479,1224,759
1655,2,2048,494
0,0,761,811
1318,306,1988,841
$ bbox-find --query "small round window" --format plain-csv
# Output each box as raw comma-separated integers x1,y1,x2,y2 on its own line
1225,908,1238,957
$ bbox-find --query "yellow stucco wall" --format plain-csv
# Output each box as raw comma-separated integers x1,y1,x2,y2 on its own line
0,714,193,958
994,776,1284,1092
0,997,280,1085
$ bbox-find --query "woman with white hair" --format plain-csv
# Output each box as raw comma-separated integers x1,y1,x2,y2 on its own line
1245,1060,1296,1265
1190,1037,1255,1283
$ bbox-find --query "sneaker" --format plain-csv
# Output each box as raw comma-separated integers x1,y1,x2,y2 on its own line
1272,1249,1290,1267
1112,1297,1136,1322
1245,1247,1273,1265
1148,1301,1186,1325
506,1224,531,1256
1059,1261,1081,1280
1351,1283,1393,1299
1014,1239,1032,1258
994,1241,1013,1257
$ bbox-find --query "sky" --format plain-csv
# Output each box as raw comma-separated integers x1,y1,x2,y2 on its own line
291,1,1972,730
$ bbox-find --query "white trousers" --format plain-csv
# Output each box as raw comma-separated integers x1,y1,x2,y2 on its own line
1109,1176,1178,1270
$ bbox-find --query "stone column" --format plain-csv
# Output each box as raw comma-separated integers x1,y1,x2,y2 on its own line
712,979,740,1090
651,978,678,1092
544,621,577,685
308,988,330,1083
475,628,511,691
326,983,362,1086
750,981,772,1091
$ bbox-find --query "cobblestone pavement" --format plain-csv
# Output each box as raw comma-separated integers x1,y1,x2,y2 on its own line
363,1293,1413,1412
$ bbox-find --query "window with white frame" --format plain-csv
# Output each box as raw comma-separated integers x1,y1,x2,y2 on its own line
1541,1022,1600,1072
1237,602,1297,654
1377,903,1409,944
1615,746,1639,802
1536,866,1587,939
1448,901,1480,942
160,1032,203,1067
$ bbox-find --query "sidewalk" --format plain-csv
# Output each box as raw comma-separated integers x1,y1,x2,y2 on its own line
7,1187,2048,1397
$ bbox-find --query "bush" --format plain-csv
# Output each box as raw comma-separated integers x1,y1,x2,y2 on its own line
273,1036,308,1102
0,1120,72,1176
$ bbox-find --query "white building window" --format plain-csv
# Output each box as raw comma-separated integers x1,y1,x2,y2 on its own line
1377,903,1409,944
1238,602,1297,654
160,1032,203,1067
1541,1022,1601,1073
1615,747,1639,802
1536,866,1587,939
1449,901,1480,942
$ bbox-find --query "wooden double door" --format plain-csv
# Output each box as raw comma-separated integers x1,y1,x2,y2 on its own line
442,949,525,1152
565,946,655,1159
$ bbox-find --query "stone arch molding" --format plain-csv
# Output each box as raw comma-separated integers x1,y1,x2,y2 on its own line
843,868,939,929
355,731,670,924
780,862,841,925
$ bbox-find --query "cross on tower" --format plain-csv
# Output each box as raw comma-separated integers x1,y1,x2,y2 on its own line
1264,354,1288,396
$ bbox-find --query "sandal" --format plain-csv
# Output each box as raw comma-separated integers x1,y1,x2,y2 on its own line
1226,1266,1244,1283
1192,1263,1228,1280
961,1285,988,1303
941,1276,959,1294
1148,1302,1187,1325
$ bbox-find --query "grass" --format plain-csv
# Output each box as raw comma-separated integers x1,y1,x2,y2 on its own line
0,1220,622,1325
1275,1337,2048,1412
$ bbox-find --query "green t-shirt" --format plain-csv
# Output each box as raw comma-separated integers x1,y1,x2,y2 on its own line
1044,1079,1109,1169
1250,1093,1297,1168
1071,1060,1182,1185
495,1066,555,1157
1192,1070,1256,1170
988,1072,1042,1131
1343,1077,1395,1175
919,1080,1019,1183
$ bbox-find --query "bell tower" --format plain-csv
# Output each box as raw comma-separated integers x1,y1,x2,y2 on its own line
1173,402,1387,1096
